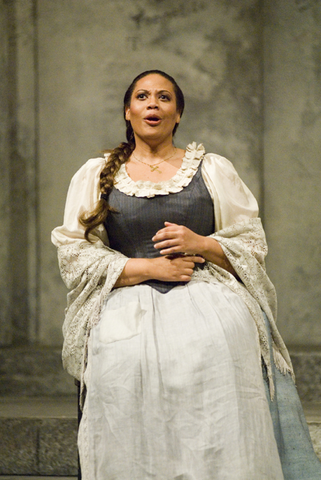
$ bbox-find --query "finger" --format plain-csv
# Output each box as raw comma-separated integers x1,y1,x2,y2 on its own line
178,267,194,277
166,255,192,265
164,221,178,227
154,239,179,251
159,247,183,256
189,255,205,264
180,255,205,264
176,273,192,282
152,227,177,242
171,258,198,271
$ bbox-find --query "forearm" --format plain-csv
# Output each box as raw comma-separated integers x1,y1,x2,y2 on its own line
114,258,152,288
196,236,237,277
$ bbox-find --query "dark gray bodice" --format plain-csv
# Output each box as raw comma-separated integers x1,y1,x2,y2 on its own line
104,164,215,292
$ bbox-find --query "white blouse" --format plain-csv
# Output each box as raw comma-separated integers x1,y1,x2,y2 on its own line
51,143,258,248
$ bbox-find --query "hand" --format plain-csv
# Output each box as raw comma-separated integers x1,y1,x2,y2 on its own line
152,222,204,256
114,254,205,288
149,254,205,282
152,222,237,277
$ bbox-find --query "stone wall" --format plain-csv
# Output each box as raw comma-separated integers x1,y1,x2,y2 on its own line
0,0,39,346
264,0,321,346
0,0,11,345
36,0,264,346
0,0,320,351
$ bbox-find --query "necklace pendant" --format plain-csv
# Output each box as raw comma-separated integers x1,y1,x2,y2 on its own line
132,147,176,173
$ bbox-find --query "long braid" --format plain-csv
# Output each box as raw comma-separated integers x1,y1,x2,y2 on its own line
79,141,134,241
100,141,134,197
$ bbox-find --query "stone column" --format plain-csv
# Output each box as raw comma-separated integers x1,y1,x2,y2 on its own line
0,0,39,346
0,0,11,345
264,0,321,346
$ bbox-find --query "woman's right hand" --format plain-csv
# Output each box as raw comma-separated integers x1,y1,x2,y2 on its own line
148,254,205,282
114,255,205,288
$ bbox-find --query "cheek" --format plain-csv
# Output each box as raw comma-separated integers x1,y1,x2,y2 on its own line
127,105,142,122
170,111,180,125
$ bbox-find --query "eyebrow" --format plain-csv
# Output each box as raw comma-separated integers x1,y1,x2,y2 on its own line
135,89,173,95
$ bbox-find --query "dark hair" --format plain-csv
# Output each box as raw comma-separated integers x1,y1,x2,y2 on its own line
123,69,185,142
79,70,185,241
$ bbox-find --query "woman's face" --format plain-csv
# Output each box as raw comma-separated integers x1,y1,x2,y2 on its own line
125,74,181,145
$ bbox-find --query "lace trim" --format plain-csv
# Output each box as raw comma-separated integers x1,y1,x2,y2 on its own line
113,142,205,197
58,241,128,383
191,218,294,400
210,219,294,398
78,363,90,479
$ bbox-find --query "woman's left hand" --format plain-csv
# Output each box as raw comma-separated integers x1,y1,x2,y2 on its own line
153,221,237,277
152,222,204,256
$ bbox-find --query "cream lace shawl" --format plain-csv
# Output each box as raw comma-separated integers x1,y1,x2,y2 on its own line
51,143,293,400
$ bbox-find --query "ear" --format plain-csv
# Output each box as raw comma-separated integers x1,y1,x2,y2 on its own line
175,112,181,124
125,107,130,121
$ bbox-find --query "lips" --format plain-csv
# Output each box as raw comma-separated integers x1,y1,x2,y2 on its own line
144,114,162,126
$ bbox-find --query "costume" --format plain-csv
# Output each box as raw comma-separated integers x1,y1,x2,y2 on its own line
52,143,321,479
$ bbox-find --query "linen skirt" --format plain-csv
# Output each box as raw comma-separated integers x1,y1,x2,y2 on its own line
79,279,321,479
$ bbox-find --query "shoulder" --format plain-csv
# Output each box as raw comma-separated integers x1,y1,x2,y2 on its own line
64,156,107,207
72,156,106,179
183,143,239,183
200,149,259,228
68,156,107,191
202,152,238,176
202,152,250,190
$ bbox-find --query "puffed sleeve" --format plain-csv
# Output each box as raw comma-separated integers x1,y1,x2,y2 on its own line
51,156,129,292
201,153,259,231
51,157,108,246
51,157,129,380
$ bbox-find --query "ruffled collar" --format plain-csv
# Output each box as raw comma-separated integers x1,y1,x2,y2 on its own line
113,142,205,198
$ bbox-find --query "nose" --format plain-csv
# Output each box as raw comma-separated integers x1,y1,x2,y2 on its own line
147,95,159,109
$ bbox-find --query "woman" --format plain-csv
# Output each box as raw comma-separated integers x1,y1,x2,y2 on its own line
52,70,321,479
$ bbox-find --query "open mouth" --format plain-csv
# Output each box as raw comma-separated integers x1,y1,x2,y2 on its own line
144,115,161,126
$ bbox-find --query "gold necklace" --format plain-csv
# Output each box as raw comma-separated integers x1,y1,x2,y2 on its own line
132,148,176,173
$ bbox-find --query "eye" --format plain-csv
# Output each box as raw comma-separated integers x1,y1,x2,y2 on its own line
137,93,147,100
159,94,170,101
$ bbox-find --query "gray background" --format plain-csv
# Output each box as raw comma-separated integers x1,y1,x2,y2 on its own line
1,0,320,352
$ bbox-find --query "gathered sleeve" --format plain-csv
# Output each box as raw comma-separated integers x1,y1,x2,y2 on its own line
201,153,259,232
51,156,129,289
51,157,128,380
51,157,109,247
200,152,269,272
201,152,267,268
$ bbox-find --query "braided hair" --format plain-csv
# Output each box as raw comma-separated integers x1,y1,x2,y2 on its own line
79,70,185,241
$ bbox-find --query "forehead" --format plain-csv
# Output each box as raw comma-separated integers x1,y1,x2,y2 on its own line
133,74,175,93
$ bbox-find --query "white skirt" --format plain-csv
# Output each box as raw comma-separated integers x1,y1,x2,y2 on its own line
79,279,284,480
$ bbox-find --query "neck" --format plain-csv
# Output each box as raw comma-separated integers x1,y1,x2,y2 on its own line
133,137,175,162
